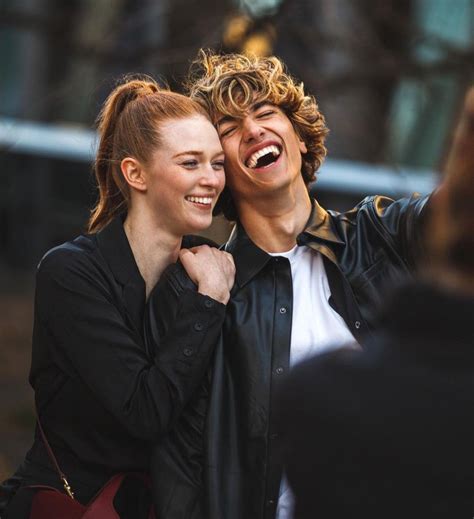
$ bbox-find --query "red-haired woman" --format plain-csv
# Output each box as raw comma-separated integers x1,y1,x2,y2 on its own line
0,78,234,519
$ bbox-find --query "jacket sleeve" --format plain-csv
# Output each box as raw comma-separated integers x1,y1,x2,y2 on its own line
147,264,214,518
366,193,431,268
144,261,225,429
35,248,225,441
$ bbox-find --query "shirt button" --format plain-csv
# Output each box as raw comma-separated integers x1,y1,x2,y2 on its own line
194,322,204,331
183,347,194,357
267,499,275,506
355,320,361,329
270,433,278,440
204,299,214,308
279,307,287,314
276,367,284,375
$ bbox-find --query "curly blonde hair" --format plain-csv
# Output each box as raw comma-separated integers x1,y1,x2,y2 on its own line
186,50,328,219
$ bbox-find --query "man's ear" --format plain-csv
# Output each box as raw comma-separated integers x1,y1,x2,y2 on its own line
120,157,147,192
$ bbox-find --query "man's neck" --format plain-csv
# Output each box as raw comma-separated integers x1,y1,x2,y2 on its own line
236,186,312,253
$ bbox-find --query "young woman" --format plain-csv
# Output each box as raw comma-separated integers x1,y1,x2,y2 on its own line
0,77,234,518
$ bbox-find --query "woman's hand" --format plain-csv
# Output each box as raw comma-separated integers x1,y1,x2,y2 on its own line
179,245,235,304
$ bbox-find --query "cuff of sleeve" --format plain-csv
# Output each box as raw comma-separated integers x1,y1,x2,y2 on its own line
154,287,225,368
181,288,226,314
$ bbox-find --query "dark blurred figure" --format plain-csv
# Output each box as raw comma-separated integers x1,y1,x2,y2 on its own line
277,87,474,519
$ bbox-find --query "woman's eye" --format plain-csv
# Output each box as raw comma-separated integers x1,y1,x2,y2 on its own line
181,160,198,168
212,160,225,170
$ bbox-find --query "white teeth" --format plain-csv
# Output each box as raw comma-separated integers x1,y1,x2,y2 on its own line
186,196,212,205
246,145,281,168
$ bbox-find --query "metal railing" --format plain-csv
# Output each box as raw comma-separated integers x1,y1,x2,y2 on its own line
0,116,438,197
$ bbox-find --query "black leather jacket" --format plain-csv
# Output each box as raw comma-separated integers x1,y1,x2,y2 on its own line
148,194,429,519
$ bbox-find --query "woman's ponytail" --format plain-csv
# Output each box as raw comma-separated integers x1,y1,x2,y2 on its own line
87,76,209,233
88,78,160,233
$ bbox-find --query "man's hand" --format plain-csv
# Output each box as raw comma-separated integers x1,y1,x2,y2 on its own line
179,245,236,305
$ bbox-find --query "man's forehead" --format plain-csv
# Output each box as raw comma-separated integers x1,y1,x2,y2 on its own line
215,100,276,126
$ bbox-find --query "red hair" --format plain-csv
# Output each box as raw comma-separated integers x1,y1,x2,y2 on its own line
88,76,208,233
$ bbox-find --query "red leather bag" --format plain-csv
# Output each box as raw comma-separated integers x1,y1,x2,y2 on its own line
28,416,155,519
29,473,154,519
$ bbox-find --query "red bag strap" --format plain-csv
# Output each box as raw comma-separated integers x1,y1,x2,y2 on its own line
35,407,75,499
34,410,155,517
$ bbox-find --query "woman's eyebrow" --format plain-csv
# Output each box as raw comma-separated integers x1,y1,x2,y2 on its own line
173,150,224,159
172,150,203,158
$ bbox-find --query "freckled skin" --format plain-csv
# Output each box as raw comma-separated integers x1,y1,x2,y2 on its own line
145,115,226,236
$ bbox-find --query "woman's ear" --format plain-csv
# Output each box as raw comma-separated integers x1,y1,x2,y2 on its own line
120,157,148,192
299,139,308,154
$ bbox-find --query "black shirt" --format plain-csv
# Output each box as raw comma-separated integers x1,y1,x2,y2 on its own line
1,215,225,509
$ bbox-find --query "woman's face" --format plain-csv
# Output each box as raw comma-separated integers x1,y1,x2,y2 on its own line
145,115,225,236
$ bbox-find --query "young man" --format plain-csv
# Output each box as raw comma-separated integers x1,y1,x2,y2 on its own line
150,52,429,519
276,87,474,519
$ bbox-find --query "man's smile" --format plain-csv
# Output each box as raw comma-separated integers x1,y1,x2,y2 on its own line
244,141,282,169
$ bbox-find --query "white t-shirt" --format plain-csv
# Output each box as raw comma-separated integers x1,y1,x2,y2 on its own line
268,245,358,519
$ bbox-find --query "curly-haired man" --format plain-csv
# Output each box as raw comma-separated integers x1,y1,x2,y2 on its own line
150,51,430,519
276,88,474,519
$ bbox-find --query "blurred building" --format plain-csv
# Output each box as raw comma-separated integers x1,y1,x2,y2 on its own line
1,0,473,269
0,0,473,478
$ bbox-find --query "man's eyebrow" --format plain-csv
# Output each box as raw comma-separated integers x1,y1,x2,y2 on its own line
250,100,272,113
216,114,236,127
216,101,274,127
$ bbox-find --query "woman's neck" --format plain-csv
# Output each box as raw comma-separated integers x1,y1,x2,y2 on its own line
124,209,181,299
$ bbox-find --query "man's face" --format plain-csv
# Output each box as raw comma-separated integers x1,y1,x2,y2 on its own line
216,101,307,205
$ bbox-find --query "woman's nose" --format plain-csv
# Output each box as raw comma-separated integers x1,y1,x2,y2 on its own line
201,167,224,189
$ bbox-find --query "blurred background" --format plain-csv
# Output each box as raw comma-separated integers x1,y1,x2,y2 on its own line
0,0,473,480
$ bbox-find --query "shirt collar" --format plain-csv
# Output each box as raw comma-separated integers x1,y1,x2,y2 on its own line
224,223,272,288
96,214,146,337
95,213,144,286
297,199,345,246
227,199,344,288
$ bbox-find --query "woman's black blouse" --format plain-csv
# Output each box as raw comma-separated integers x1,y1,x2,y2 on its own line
3,215,225,503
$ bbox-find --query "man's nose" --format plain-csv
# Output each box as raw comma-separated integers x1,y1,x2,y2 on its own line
242,117,264,143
